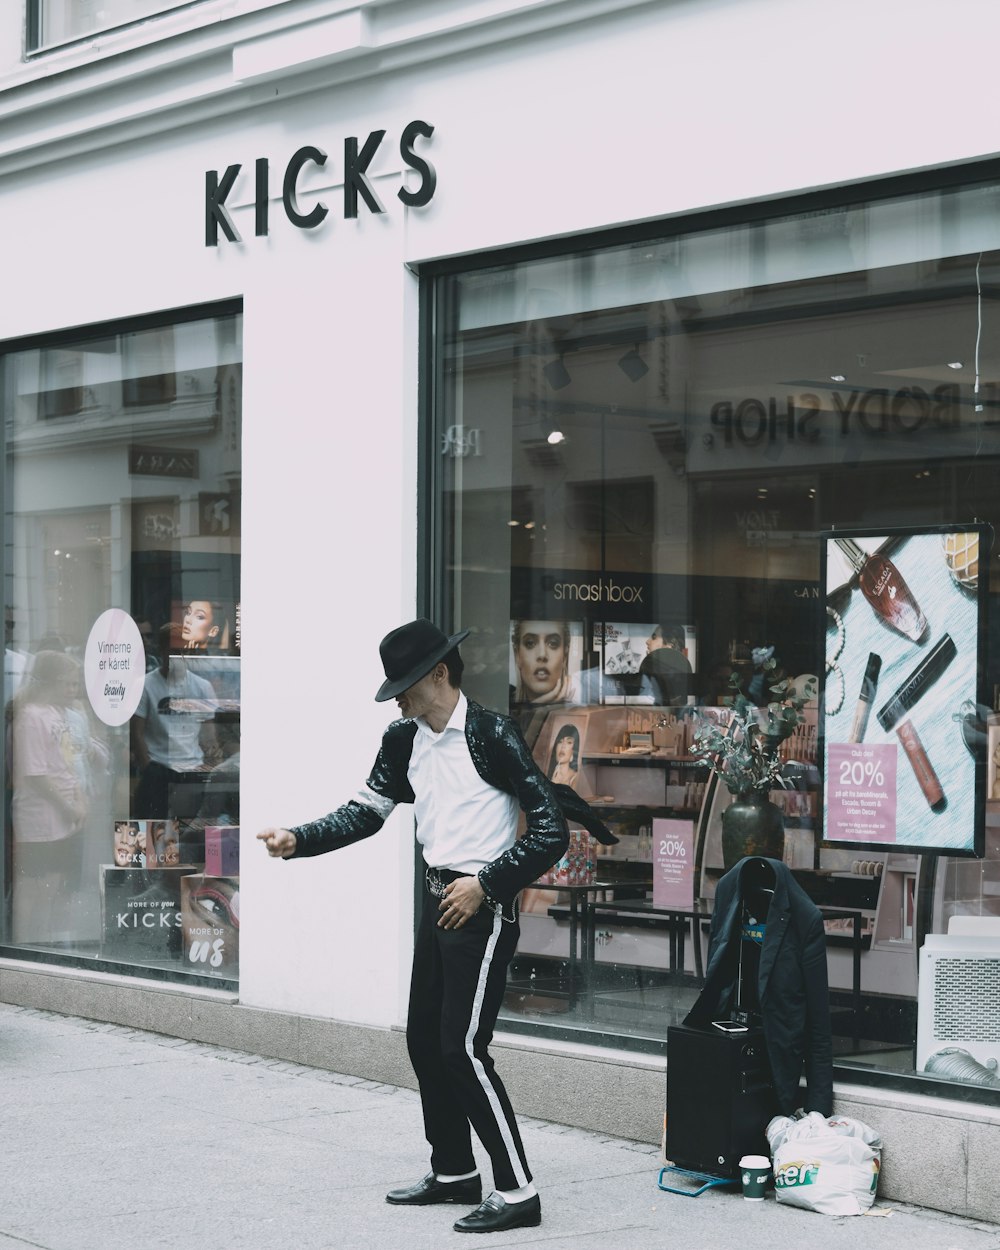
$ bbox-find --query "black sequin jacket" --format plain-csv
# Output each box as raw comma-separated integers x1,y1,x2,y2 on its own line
289,698,616,905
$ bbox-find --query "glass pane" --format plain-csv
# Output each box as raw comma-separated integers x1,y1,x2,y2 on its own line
29,0,200,52
429,179,1000,1092
2,308,242,984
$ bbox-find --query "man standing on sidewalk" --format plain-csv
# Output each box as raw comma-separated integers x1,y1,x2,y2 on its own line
258,618,612,1234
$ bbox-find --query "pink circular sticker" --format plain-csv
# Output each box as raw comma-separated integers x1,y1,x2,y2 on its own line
85,609,145,726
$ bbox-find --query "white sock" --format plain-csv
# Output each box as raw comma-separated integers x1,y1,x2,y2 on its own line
436,1170,479,1183
495,1182,537,1203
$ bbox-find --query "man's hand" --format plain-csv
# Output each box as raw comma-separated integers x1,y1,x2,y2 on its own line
257,827,297,858
438,876,485,929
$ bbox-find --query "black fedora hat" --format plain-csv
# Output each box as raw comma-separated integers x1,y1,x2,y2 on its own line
375,618,470,702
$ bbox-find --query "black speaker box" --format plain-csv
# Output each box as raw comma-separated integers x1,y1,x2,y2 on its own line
665,1022,778,1178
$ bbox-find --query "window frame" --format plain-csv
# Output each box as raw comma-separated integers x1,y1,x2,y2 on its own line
25,0,206,57
0,295,243,989
415,158,1000,1105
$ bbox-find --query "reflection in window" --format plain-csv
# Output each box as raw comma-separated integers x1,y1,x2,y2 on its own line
428,179,1000,1096
2,305,241,986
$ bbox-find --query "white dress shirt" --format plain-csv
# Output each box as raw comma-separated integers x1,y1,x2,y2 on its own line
408,691,518,872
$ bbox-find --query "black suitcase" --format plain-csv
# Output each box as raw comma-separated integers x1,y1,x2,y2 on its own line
665,1021,777,1179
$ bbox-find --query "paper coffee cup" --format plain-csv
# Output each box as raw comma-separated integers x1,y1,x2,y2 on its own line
739,1154,770,1201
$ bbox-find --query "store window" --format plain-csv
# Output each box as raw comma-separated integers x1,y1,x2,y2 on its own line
426,178,1000,1098
26,1,201,54
1,304,241,986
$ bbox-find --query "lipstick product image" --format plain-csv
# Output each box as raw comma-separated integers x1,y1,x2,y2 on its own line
835,537,929,642
876,634,957,811
895,720,944,810
847,652,882,744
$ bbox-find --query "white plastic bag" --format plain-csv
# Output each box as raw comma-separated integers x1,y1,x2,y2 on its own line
766,1111,881,1215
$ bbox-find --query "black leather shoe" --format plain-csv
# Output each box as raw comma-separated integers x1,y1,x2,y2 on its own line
454,1193,541,1233
386,1172,482,1206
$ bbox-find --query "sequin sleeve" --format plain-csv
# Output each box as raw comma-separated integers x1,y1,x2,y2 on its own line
473,712,569,904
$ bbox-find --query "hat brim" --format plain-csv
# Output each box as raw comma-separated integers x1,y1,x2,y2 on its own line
374,629,470,702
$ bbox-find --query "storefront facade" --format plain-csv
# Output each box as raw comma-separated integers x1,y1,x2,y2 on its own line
2,0,1000,1219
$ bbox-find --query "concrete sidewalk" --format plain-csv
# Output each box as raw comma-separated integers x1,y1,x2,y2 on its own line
2,1003,999,1250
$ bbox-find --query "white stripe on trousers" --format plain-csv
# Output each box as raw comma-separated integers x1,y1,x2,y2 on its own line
464,907,528,1189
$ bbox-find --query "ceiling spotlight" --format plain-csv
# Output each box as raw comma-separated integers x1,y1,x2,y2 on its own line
947,361,964,370
507,520,520,527
830,374,846,383
618,346,649,383
546,429,566,445
543,356,571,390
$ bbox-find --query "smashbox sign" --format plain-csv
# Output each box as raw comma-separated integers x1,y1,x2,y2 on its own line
205,119,436,246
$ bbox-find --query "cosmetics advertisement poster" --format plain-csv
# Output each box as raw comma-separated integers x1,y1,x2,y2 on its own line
181,875,240,975
509,619,584,705
821,527,988,855
652,818,695,908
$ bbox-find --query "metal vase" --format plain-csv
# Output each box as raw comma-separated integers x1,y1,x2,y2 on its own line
720,790,785,870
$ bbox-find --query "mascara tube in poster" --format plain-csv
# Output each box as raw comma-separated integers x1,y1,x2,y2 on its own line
876,634,957,811
847,652,882,744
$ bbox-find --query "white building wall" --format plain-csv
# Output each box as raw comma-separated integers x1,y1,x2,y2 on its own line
2,0,1000,1031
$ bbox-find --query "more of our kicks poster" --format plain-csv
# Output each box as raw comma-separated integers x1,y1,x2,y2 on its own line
100,866,198,962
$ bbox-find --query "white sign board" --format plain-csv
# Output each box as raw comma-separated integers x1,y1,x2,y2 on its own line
85,609,145,726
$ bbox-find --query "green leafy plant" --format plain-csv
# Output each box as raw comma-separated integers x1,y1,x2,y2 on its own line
692,661,816,796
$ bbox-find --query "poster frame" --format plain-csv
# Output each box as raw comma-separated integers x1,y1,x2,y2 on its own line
818,522,990,859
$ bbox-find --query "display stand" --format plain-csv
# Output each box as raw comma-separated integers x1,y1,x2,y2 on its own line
656,1165,737,1197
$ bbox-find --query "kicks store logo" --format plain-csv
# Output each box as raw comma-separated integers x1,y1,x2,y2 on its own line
205,120,436,246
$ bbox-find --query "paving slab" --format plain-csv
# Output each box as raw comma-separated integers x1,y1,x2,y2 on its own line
2,1004,1000,1250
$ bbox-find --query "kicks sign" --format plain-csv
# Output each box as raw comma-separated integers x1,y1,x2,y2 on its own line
205,120,436,246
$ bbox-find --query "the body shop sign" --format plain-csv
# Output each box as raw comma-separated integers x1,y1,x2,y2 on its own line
85,609,145,726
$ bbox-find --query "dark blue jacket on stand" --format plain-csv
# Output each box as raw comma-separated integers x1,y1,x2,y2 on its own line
685,856,833,1116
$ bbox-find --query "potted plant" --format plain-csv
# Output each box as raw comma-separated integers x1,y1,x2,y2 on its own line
692,652,816,869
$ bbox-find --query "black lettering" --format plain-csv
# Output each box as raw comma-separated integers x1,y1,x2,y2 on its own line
832,389,858,436
797,393,821,442
344,130,386,218
858,389,887,435
770,396,796,442
932,383,960,427
283,146,329,229
255,157,269,237
398,120,437,207
735,399,767,445
205,165,241,246
890,387,928,432
710,401,733,446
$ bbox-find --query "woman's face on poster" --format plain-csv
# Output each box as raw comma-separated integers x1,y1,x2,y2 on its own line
182,601,219,648
114,822,142,867
515,622,566,698
555,732,575,766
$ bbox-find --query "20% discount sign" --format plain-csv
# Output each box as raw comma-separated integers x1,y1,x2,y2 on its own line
826,743,897,844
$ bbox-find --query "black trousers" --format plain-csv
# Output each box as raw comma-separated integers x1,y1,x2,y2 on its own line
406,874,531,1193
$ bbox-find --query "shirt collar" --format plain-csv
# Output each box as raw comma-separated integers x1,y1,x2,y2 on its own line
416,690,468,738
